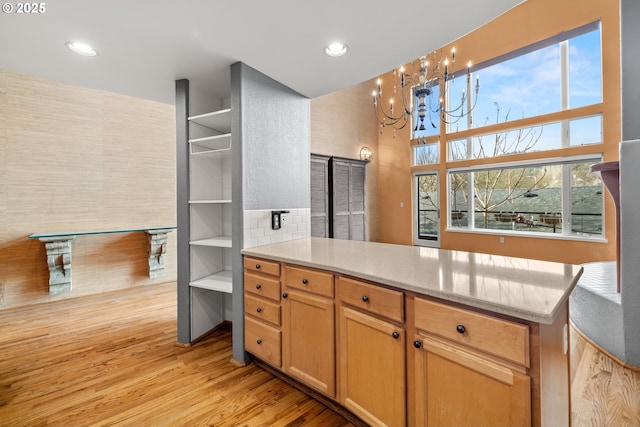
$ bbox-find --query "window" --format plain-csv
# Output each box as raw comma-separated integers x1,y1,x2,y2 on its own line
448,157,603,237
415,173,439,246
410,21,605,242
447,21,602,133
448,115,602,161
414,142,439,165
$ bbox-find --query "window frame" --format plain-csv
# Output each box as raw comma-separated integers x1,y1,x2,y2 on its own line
414,171,440,247
409,20,606,244
446,154,606,241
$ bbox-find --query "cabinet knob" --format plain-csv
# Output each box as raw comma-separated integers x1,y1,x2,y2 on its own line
255,284,262,290
256,339,262,345
255,264,261,270
302,278,308,285
456,324,466,334
282,293,288,299
392,331,400,340
413,340,422,349
256,307,262,313
361,295,369,303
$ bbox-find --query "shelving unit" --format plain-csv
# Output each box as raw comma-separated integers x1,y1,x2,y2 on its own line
189,109,232,155
182,88,234,341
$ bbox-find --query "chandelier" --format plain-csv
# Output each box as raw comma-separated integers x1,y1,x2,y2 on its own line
373,48,480,135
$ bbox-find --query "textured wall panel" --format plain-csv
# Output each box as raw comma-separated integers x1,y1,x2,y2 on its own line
238,63,310,210
0,69,176,308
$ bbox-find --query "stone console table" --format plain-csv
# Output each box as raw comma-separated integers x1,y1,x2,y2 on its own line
28,227,176,294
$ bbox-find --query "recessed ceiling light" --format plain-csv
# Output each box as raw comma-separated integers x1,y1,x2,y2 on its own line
65,41,98,57
325,42,348,57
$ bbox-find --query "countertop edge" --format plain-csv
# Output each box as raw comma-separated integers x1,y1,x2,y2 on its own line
242,243,584,325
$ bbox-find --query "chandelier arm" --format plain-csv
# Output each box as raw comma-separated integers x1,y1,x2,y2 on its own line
374,103,409,131
375,99,405,122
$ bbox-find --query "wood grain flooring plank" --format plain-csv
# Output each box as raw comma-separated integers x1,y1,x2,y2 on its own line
571,325,640,427
0,283,352,426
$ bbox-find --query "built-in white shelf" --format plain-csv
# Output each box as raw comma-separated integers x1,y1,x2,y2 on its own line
190,270,233,293
188,109,231,133
189,133,232,156
189,199,232,204
190,236,232,248
190,147,231,158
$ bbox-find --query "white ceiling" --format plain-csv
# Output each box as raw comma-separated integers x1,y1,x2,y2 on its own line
0,0,523,104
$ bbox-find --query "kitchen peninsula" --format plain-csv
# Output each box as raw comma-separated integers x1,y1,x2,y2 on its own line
242,237,583,427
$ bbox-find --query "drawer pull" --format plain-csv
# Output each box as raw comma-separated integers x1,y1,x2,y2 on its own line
361,295,369,303
302,278,308,285
255,264,261,270
456,324,466,334
413,340,422,349
256,339,262,345
256,307,262,313
255,283,262,289
282,293,288,299
392,331,400,340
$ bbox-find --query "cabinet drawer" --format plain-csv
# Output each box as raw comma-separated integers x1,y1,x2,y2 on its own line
283,265,334,298
415,297,530,367
244,271,280,302
244,257,280,277
244,292,281,326
245,316,281,367
338,277,404,323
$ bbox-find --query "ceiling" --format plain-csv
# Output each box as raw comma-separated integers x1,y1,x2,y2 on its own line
0,0,523,105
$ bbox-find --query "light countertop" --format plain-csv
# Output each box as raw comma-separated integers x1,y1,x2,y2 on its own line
241,237,583,324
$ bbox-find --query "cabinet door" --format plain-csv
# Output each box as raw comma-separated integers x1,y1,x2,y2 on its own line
413,335,531,427
283,289,335,397
311,155,330,238
331,159,365,241
339,306,406,427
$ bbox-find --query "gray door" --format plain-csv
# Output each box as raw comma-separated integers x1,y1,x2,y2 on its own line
310,155,330,237
332,159,365,241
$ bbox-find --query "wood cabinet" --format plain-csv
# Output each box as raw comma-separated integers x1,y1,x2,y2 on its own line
244,257,282,367
282,265,335,397
338,277,406,427
242,256,571,427
413,297,531,427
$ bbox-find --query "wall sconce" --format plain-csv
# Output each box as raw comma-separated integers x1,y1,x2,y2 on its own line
360,146,373,162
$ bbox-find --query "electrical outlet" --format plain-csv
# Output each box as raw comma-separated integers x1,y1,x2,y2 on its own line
271,210,290,230
499,237,505,244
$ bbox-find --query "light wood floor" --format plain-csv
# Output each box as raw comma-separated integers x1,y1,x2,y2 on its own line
1,283,638,426
0,283,353,427
571,324,640,426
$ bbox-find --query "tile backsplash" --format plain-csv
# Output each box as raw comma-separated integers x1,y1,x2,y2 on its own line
243,208,310,248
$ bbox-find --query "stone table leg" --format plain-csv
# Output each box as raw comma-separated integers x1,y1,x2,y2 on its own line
146,229,173,279
39,236,75,294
